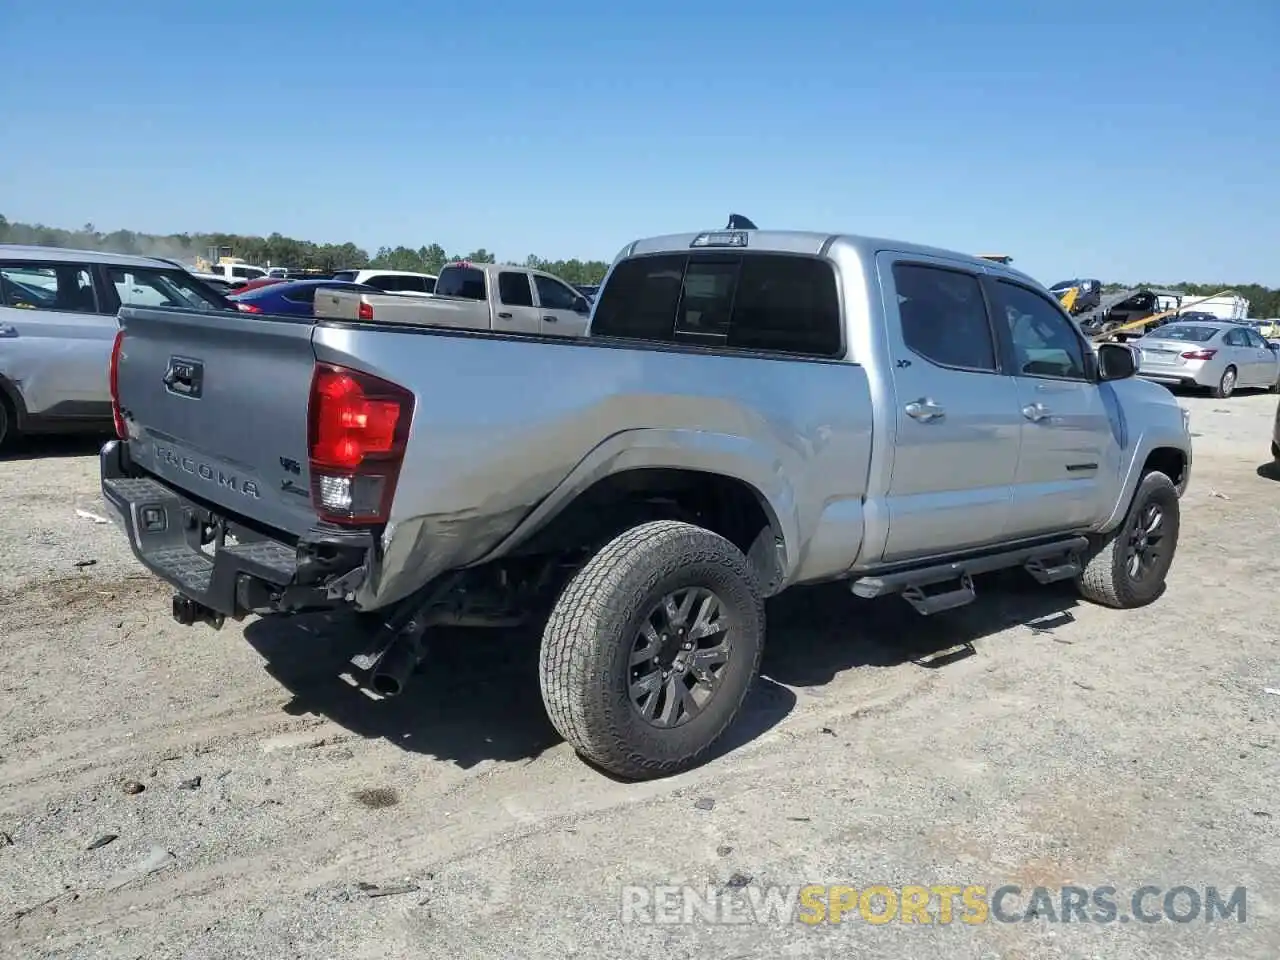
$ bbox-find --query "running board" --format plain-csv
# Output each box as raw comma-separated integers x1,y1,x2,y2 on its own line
851,536,1090,612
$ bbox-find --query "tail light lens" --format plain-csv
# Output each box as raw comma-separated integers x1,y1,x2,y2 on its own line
358,301,374,321
1180,348,1217,360
109,328,126,438
235,302,263,314
307,363,414,525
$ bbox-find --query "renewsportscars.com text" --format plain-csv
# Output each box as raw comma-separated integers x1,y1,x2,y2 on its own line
620,883,1247,926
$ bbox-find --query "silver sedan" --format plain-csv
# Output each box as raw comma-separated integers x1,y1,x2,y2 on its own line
1134,320,1280,398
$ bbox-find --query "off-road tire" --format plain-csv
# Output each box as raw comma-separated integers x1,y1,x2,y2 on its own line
539,520,764,780
1212,365,1237,399
1076,471,1179,609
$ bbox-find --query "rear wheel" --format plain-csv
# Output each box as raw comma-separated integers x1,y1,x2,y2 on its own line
0,396,13,450
1212,365,1237,399
538,520,764,780
1076,471,1179,609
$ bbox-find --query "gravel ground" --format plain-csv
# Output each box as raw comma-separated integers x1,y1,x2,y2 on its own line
1,392,1277,960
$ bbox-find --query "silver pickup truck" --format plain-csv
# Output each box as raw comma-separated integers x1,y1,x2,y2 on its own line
313,261,593,337
101,225,1192,780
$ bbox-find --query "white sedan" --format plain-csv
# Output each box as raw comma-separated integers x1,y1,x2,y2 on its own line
1134,320,1280,398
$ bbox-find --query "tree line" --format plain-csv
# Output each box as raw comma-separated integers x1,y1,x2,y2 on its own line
0,215,612,287
3,214,1277,313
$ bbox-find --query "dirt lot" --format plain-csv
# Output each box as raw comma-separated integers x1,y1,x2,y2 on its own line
1,392,1277,960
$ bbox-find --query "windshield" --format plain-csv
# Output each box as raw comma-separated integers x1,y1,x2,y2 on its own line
1150,325,1219,343
1049,281,1076,291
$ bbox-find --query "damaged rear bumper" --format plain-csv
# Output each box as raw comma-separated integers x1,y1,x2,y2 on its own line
100,439,377,620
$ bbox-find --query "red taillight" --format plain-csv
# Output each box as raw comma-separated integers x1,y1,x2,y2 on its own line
1180,348,1217,360
307,363,414,525
235,302,263,313
358,301,374,321
109,328,126,438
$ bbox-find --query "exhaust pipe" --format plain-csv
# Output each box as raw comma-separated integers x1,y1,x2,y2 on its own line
369,641,416,697
172,594,225,629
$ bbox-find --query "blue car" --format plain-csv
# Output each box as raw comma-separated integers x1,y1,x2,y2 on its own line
229,279,378,316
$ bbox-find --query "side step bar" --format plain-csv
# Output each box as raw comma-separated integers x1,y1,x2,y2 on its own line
851,536,1089,615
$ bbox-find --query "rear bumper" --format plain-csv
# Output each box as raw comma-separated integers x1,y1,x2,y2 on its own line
1137,370,1208,388
100,439,375,618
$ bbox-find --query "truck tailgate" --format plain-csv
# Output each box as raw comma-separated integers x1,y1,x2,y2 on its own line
113,305,319,536
313,288,361,322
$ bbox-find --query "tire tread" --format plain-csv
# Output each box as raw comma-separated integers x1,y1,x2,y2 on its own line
539,520,763,780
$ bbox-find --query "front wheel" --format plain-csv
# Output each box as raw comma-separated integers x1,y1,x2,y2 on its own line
538,520,765,780
1076,471,1179,609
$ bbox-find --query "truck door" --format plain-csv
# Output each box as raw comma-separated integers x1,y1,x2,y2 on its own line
0,261,116,418
493,270,541,334
985,278,1119,536
877,255,1022,562
532,274,591,337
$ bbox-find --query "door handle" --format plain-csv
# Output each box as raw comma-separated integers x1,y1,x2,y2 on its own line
904,398,945,422
543,315,557,323
1022,402,1051,422
497,312,513,319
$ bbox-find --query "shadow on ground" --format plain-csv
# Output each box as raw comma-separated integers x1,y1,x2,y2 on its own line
243,569,1079,773
1256,461,1280,482
0,432,110,462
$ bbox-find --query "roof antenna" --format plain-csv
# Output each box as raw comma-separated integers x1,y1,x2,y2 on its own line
726,213,757,230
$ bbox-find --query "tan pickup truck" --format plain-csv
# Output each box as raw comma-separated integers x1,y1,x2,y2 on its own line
313,261,593,336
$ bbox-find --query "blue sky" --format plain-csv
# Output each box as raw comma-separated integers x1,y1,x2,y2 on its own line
2,0,1277,284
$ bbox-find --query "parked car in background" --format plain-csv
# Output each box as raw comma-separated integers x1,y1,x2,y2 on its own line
574,283,601,301
0,244,231,446
231,276,288,296
328,269,437,296
205,261,269,284
229,279,381,317
102,224,1191,779
1134,320,1280,398
314,261,593,336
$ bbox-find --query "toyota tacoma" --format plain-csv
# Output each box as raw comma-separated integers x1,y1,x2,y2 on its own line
101,224,1192,779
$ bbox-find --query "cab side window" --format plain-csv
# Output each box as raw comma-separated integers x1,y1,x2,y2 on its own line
892,263,996,372
534,274,580,311
993,281,1088,380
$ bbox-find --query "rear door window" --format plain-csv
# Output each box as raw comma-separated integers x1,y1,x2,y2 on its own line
1,263,100,312
893,264,997,372
498,271,534,306
435,266,487,300
592,253,842,357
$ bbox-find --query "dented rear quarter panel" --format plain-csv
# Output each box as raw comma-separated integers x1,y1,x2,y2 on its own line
310,324,876,609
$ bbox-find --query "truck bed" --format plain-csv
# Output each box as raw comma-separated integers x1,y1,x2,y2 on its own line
313,287,490,328
108,305,875,610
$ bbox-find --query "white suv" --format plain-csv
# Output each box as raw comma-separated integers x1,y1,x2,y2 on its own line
329,269,436,296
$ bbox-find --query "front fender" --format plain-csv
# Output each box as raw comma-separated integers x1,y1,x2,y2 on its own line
1097,406,1192,533
484,426,798,578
